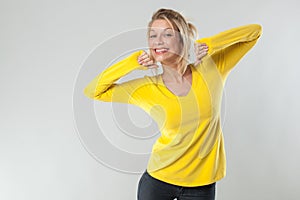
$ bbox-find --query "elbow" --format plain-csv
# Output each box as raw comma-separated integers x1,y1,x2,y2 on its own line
83,86,111,102
252,24,262,30
83,87,99,100
242,24,262,42
251,24,263,38
83,87,93,99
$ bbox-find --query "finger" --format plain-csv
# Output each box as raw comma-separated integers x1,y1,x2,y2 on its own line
138,51,148,60
198,46,209,53
194,43,200,51
197,50,208,57
140,55,151,63
138,57,150,65
201,48,209,54
140,57,152,65
139,56,149,62
195,50,208,60
196,48,208,56
141,51,150,58
196,51,208,60
143,60,154,66
195,44,207,56
139,58,153,66
195,43,207,48
197,44,208,51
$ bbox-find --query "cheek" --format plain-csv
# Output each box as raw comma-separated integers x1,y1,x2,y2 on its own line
170,42,182,54
147,39,152,48
169,36,181,48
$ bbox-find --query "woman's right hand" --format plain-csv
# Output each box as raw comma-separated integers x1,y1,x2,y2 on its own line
137,51,159,69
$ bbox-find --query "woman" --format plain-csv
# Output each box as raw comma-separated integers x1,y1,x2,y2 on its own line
84,8,262,200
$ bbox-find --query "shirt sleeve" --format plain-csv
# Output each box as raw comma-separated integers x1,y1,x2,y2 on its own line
83,50,149,104
196,24,262,79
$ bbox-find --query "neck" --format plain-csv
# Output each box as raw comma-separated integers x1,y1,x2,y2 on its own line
161,64,191,84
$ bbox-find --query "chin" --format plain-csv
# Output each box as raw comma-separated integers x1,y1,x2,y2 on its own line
153,55,172,63
155,57,164,63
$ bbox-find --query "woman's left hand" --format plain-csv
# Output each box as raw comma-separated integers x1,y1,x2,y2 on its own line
194,43,209,66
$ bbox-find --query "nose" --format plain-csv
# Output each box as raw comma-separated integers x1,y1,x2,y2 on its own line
154,35,164,45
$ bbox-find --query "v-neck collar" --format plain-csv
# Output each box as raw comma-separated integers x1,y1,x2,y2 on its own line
159,64,195,99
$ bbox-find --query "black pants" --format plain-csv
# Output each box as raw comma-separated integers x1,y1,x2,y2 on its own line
137,170,216,200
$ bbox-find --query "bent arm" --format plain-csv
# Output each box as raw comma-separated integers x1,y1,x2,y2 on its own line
197,24,262,78
83,50,149,103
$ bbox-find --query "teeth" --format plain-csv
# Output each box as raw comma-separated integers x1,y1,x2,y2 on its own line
156,48,168,53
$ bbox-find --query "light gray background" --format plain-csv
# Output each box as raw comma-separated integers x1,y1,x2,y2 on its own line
1,0,300,199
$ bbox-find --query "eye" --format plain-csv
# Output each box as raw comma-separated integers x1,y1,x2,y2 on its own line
149,35,157,38
164,33,173,37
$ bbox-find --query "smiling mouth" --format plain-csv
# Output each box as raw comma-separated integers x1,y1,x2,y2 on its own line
154,48,169,54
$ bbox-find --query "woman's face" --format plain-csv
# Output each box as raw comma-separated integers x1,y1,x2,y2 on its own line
148,19,182,65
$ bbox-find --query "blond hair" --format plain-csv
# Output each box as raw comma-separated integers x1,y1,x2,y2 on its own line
147,8,198,76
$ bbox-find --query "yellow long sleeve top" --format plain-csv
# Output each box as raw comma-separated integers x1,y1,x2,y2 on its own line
84,24,262,186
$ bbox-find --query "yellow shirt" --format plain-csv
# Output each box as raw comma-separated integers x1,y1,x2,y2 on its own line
84,24,262,186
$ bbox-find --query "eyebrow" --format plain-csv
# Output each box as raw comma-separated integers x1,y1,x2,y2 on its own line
150,28,173,32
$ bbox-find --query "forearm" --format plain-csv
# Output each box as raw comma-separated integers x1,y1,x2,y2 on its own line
197,24,262,55
196,24,262,79
83,50,148,100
